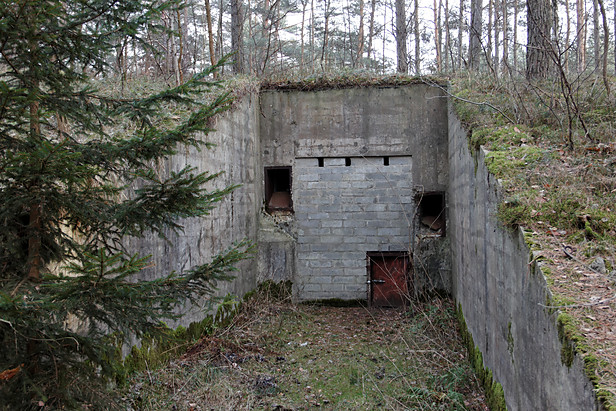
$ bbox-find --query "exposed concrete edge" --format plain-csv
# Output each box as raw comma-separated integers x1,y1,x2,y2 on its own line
448,103,602,410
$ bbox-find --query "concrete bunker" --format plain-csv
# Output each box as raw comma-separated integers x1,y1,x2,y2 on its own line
258,86,449,303
132,84,601,410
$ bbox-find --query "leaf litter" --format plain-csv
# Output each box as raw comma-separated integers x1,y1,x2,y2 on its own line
122,288,487,410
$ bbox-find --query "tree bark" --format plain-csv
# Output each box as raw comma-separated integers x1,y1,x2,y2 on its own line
367,0,377,66
469,0,482,69
434,0,442,73
596,0,610,93
487,0,493,69
565,0,571,73
357,0,365,67
526,0,553,79
513,0,518,69
205,0,216,67
502,0,508,71
231,0,244,73
577,0,586,72
458,0,464,69
444,0,450,72
321,0,331,70
300,0,307,71
395,0,408,73
593,0,599,68
176,8,184,84
28,94,42,282
414,0,420,74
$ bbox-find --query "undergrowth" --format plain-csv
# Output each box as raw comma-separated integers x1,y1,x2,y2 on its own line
117,285,487,410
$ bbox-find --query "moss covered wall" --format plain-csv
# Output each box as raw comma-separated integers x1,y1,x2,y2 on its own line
448,104,600,410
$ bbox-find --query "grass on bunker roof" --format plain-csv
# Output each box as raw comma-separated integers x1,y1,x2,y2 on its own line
451,74,616,406
120,284,487,410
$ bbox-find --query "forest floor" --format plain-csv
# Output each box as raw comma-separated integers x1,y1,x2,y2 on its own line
120,289,487,410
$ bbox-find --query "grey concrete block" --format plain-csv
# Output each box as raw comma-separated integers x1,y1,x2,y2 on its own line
325,157,346,166
343,220,366,228
377,227,403,236
389,156,412,166
308,260,332,268
296,173,319,182
296,158,319,167
321,220,343,228
343,236,365,243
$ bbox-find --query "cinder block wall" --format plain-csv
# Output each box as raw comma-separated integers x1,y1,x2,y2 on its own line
294,156,413,300
258,86,450,301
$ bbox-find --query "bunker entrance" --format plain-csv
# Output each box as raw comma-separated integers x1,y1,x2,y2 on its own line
367,252,410,307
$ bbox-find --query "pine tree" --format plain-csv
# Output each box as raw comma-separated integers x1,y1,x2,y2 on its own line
0,0,249,407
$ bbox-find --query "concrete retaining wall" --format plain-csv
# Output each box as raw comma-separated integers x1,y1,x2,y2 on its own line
126,96,260,325
448,105,599,410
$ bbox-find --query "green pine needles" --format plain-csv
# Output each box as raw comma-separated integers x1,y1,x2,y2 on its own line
0,0,250,407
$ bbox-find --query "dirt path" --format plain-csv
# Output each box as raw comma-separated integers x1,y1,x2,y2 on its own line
122,294,488,410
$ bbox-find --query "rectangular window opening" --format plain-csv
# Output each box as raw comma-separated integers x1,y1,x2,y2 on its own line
345,157,351,166
265,167,293,213
383,156,390,166
318,157,324,167
417,192,445,235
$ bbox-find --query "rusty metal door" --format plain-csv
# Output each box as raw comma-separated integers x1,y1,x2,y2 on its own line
369,254,409,307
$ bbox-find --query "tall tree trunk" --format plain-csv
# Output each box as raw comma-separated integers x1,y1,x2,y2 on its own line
216,0,224,73
414,0,421,74
458,0,464,69
310,0,315,70
526,0,553,79
444,0,451,72
469,0,483,69
231,0,244,73
513,0,519,69
383,0,388,73
300,0,307,71
28,88,42,282
596,0,610,93
593,0,600,68
502,0,509,71
577,0,586,72
357,0,365,67
565,0,571,73
176,8,184,84
170,24,180,84
395,0,408,73
205,0,216,67
494,0,500,74
367,0,377,67
487,0,493,69
321,0,331,70
434,0,442,73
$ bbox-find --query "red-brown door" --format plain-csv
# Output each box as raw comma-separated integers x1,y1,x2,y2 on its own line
369,254,409,307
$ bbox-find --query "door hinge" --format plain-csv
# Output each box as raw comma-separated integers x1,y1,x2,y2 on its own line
367,279,386,284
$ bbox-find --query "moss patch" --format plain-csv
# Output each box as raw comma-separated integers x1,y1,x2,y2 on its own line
456,304,508,411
